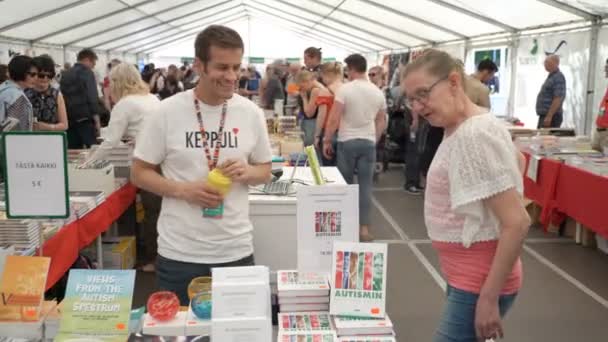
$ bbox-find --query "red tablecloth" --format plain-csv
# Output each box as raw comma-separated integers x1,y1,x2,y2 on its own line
555,164,608,239
42,183,137,290
523,152,608,238
523,153,563,228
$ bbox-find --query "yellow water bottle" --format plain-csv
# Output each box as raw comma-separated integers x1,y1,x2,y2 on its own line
202,169,232,219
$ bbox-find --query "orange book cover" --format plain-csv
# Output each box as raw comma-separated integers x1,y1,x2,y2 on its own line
0,256,50,321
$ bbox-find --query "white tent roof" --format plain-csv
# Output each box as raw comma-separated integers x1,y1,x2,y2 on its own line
0,0,606,56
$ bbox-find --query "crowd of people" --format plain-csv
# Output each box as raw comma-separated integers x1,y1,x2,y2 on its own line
2,22,608,342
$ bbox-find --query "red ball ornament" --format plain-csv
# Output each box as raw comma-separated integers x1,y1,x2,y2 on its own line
147,291,180,321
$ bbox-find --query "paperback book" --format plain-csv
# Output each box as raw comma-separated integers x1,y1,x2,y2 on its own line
330,242,388,318
278,270,330,297
54,269,136,341
278,311,334,333
0,255,50,321
337,336,396,342
278,331,338,342
333,314,394,336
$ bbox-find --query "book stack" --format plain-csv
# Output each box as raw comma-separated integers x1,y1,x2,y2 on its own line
277,311,335,336
278,270,330,312
279,331,338,342
0,219,41,252
333,315,395,339
337,336,396,342
329,242,393,341
211,266,272,342
69,201,90,219
277,116,298,134
70,190,106,206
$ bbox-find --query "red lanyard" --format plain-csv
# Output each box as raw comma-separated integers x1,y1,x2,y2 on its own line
193,96,228,171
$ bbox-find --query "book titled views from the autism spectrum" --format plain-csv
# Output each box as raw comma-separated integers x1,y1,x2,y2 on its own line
330,242,388,318
278,331,338,342
0,255,50,321
54,269,136,342
278,311,334,333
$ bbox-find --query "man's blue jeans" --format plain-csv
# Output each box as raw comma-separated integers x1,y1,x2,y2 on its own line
337,139,376,226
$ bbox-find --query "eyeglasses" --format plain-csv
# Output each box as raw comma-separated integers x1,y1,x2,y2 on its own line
37,72,53,79
368,73,376,77
405,76,448,109
26,72,37,77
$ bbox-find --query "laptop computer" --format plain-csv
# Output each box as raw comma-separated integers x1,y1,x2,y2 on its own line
261,153,303,195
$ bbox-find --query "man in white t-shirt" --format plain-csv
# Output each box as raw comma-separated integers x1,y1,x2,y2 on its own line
131,25,272,305
322,54,387,242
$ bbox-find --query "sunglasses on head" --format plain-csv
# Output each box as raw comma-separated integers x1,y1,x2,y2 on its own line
36,72,53,79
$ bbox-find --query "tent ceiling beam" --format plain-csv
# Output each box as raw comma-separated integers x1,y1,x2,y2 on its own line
247,0,388,49
247,12,364,52
247,2,386,50
31,0,158,43
425,0,518,32
355,0,468,39
307,0,436,44
116,0,182,34
132,11,247,54
267,0,409,48
140,14,249,54
0,0,95,34
536,0,598,20
63,0,222,47
104,1,240,51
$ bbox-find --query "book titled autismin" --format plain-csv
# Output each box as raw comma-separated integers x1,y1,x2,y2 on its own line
330,242,388,318
0,255,50,322
54,269,136,342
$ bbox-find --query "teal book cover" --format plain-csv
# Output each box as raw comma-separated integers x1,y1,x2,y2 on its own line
55,269,136,342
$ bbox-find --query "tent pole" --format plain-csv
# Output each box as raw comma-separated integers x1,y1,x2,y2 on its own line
583,20,600,135
506,34,520,119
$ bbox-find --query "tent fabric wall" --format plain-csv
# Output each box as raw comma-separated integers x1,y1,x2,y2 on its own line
592,27,608,129
513,30,591,132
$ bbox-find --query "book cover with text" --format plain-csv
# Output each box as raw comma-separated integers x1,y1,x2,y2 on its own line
0,255,50,321
330,242,387,318
278,311,334,333
278,331,338,342
55,269,135,342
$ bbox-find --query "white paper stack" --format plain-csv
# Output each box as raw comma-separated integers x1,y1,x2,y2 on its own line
211,266,272,342
0,219,41,251
70,190,106,206
333,314,395,337
278,270,331,312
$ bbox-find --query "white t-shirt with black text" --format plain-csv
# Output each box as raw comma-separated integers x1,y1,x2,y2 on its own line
335,79,387,143
134,90,272,264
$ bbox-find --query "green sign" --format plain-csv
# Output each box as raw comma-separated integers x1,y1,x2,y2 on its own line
180,57,194,64
286,57,301,63
322,57,336,62
249,57,265,64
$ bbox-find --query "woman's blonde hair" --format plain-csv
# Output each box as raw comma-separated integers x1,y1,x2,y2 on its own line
110,63,149,102
295,69,315,84
321,61,342,76
401,49,464,84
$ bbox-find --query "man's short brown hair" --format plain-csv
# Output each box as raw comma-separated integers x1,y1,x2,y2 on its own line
195,25,244,64
304,47,322,60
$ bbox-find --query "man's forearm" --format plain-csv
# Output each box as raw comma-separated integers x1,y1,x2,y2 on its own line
131,161,183,199
546,97,563,118
247,163,272,185
375,114,387,142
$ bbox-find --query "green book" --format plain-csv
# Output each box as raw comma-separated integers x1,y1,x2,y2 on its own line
305,145,325,185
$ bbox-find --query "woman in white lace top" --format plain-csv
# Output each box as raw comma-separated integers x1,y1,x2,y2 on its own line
401,49,530,342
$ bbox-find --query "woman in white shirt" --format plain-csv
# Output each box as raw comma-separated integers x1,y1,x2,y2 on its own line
88,63,160,161
88,62,161,272
401,49,529,342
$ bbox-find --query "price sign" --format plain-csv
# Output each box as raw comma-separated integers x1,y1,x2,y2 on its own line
2,132,69,218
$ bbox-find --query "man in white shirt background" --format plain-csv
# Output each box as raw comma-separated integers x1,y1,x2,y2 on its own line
131,25,272,305
322,54,387,242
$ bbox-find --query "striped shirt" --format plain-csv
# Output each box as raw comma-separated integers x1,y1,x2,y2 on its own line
536,70,566,117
